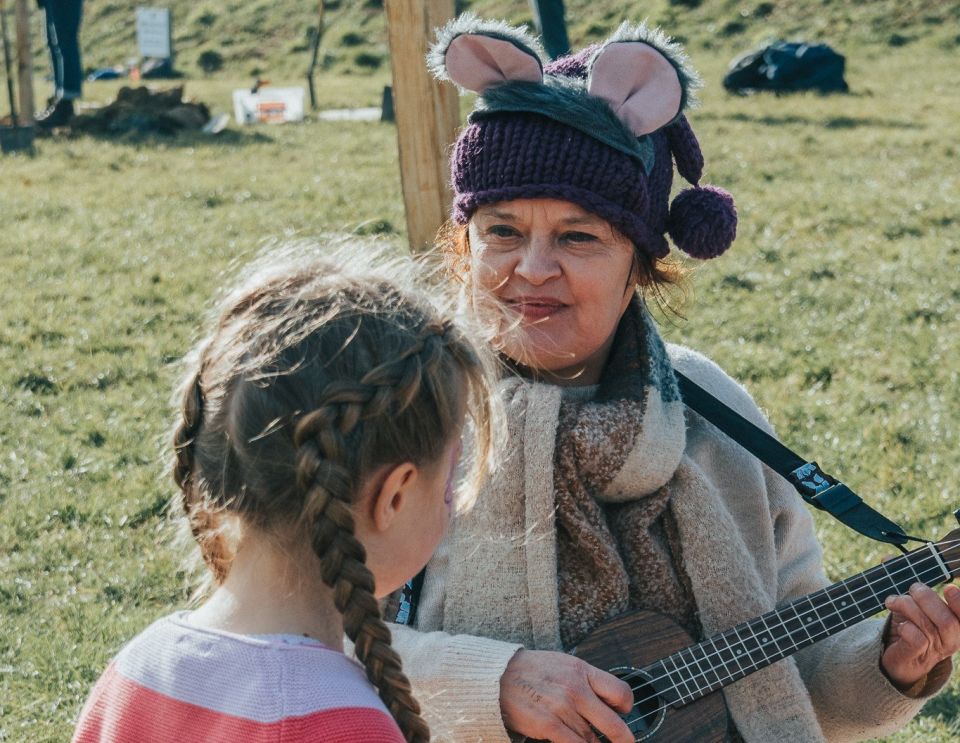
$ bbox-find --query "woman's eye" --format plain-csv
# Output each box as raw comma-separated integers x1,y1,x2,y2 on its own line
561,231,598,244
487,225,520,239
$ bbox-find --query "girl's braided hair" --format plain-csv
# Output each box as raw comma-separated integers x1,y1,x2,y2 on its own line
171,245,495,742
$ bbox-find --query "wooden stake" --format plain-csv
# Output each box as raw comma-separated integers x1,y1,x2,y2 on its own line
385,0,459,253
14,0,33,125
1,0,19,121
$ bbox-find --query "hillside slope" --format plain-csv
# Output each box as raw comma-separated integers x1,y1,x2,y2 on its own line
22,0,960,82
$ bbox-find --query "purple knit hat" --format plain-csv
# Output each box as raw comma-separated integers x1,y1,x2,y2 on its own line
429,16,737,260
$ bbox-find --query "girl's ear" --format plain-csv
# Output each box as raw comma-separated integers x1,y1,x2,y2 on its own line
369,462,418,533
587,41,683,136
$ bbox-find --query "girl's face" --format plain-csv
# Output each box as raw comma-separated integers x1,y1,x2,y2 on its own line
361,434,463,598
468,198,637,386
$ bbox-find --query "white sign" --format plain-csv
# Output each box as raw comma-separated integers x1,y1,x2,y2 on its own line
136,7,172,59
232,88,306,125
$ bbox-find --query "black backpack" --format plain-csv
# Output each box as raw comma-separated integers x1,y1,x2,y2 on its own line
723,41,849,94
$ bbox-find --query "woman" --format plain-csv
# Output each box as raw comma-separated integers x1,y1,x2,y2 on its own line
386,16,959,743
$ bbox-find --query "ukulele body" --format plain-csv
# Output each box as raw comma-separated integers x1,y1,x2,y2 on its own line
569,609,729,742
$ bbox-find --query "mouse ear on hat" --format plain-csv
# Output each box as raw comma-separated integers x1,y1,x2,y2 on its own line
429,14,545,94
586,22,699,136
588,43,683,136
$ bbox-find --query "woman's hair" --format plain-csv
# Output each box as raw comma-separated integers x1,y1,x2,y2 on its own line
436,220,690,315
170,243,495,743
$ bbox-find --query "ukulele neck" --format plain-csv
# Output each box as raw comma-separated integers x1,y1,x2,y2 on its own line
644,541,953,707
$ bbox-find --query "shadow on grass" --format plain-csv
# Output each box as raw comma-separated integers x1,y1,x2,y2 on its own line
917,686,960,722
48,127,275,149
700,112,922,130
125,494,171,529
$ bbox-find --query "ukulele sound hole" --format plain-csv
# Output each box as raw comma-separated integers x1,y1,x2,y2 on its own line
609,667,666,741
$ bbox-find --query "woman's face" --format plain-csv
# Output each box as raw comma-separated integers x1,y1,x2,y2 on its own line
468,198,638,386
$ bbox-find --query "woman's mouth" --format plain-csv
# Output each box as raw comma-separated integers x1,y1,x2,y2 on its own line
506,298,566,322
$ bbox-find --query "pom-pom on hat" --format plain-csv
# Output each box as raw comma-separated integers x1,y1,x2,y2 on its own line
430,14,737,261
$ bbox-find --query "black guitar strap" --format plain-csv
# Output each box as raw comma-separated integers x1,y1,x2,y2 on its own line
675,371,914,550
394,568,426,626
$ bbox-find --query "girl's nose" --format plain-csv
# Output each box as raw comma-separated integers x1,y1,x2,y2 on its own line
514,238,561,285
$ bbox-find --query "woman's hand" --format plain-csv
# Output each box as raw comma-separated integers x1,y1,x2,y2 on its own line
500,649,635,743
881,582,960,692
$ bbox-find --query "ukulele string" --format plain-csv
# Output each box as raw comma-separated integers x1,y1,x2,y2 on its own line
617,556,951,727
617,541,960,719
620,546,960,717
623,538,960,697
622,549,957,707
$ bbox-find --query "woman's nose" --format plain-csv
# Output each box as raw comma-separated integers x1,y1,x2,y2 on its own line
514,240,561,285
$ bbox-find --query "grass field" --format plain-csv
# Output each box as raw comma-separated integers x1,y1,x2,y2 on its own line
3,2,960,740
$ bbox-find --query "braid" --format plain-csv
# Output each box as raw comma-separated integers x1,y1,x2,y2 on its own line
172,369,204,492
172,368,232,584
295,395,431,743
357,322,449,414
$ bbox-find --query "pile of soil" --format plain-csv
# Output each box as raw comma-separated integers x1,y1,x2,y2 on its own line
71,86,210,135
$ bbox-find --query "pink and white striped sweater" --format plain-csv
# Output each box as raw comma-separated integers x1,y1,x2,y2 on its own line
72,612,404,743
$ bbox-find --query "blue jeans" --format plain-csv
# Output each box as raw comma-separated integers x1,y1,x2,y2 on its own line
529,0,570,60
43,0,84,100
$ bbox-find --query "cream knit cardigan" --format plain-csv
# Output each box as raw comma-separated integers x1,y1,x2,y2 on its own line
387,345,948,742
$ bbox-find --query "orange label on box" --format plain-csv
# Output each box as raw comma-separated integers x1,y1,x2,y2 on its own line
257,101,287,123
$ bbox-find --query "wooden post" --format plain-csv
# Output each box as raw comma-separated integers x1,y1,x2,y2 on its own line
14,0,33,125
385,0,460,253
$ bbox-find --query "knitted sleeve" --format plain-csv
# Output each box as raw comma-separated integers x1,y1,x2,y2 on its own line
767,430,951,741
387,623,521,742
354,538,523,742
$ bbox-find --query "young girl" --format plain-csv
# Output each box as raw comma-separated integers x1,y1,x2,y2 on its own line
72,245,495,743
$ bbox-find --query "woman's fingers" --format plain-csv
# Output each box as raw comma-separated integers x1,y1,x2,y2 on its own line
914,583,960,652
567,665,636,743
887,595,937,650
555,713,603,743
573,693,634,743
537,715,597,743
500,649,635,743
944,583,960,612
512,709,593,743
889,584,960,655
586,664,634,713
882,582,960,688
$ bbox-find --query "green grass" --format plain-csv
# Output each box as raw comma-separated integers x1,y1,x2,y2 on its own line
3,2,960,741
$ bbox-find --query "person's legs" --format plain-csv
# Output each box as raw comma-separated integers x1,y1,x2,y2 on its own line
36,0,82,126
43,2,64,99
46,0,83,100
528,0,570,60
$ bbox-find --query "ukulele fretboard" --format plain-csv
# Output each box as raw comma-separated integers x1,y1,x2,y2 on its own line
644,541,954,707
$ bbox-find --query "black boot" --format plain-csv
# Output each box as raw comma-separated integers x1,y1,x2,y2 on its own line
36,97,75,128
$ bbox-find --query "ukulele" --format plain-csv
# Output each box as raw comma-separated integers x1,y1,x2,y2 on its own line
559,525,960,742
